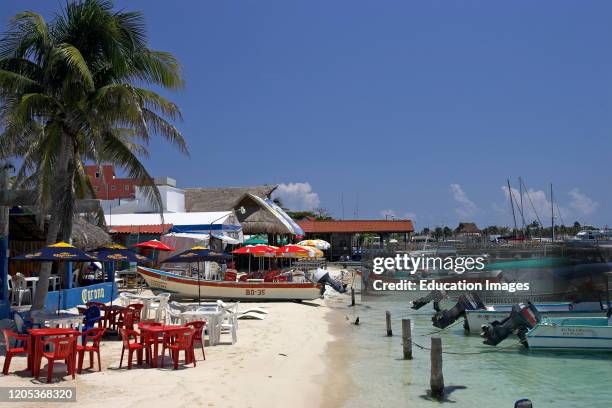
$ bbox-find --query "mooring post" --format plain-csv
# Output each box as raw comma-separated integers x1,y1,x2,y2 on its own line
430,336,444,399
351,287,355,306
385,311,392,336
514,399,533,408
402,319,412,359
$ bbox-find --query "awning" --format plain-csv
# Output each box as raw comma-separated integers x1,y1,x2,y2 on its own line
248,194,305,235
164,232,241,245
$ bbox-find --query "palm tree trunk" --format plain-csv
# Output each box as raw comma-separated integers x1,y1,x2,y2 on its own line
31,135,75,311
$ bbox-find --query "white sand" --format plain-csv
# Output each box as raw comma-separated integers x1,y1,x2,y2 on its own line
1,295,353,408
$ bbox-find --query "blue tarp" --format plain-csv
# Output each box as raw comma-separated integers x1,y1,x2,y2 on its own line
169,224,242,234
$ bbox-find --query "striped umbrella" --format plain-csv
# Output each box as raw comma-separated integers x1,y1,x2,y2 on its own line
297,239,331,250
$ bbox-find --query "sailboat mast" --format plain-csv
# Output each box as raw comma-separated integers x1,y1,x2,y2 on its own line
507,179,518,238
550,183,555,242
519,176,526,236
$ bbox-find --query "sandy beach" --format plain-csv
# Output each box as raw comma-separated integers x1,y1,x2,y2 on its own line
1,291,355,408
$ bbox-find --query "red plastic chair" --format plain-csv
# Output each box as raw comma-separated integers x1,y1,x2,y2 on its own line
223,271,237,281
118,308,136,330
119,328,145,370
127,304,144,323
184,321,206,360
161,328,196,370
39,336,77,383
76,327,106,373
1,329,29,375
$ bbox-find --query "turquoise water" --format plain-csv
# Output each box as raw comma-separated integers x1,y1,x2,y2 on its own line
337,299,612,408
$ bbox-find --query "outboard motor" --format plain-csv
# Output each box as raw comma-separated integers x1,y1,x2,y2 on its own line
481,302,541,346
411,290,447,310
431,292,485,329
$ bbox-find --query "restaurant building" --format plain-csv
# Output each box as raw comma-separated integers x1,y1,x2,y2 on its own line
296,219,415,261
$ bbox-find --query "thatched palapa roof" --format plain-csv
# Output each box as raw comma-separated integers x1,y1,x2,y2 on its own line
454,222,481,235
233,193,289,234
184,185,277,212
10,213,111,250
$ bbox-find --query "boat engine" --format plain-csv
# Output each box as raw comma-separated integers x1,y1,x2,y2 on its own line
431,292,485,329
411,290,447,311
480,302,541,346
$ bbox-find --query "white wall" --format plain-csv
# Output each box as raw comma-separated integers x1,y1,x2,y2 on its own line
101,184,185,215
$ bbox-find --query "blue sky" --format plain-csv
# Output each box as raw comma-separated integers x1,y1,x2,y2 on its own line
3,1,612,229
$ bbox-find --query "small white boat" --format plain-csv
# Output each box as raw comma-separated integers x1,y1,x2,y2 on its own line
526,316,612,351
465,302,606,333
138,266,321,301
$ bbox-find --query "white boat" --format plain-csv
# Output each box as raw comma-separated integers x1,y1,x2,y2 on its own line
526,316,612,350
137,266,321,301
465,302,606,333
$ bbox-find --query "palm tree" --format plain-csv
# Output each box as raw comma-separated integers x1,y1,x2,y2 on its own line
0,0,188,309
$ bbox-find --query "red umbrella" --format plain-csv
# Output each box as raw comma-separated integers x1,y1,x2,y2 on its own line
276,244,310,256
133,239,175,251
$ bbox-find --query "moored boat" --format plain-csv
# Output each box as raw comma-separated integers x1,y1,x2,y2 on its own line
526,316,612,351
465,302,607,333
138,266,321,301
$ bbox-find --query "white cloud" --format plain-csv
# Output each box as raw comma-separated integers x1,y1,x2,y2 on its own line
568,188,598,216
450,184,478,219
273,182,320,211
403,212,417,220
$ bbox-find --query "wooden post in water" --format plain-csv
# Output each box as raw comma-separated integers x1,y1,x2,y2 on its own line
402,319,412,359
430,336,444,399
351,287,355,306
385,311,392,336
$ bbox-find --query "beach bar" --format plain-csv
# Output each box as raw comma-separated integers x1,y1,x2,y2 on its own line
0,211,116,319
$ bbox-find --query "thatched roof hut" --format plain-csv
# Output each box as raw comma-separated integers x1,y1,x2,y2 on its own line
184,185,277,212
454,222,481,236
10,213,111,250
71,217,111,250
234,194,289,234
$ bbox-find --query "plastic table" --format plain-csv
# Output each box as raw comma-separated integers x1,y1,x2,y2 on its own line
28,328,79,378
137,323,187,367
178,310,222,346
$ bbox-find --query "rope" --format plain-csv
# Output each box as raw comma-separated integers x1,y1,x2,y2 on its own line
409,339,524,355
417,319,464,337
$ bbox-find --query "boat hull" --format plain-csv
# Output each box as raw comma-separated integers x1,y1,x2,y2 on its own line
526,317,612,351
138,266,321,301
465,302,606,333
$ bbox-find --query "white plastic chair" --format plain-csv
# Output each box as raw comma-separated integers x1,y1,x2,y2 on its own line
148,293,171,322
167,306,182,324
216,300,238,344
11,274,31,306
118,292,130,306
72,268,80,288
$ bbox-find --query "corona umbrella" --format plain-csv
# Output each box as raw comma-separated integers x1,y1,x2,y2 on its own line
12,242,99,314
91,243,152,263
90,244,152,309
12,242,99,261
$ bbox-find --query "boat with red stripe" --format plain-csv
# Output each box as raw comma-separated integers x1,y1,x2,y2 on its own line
137,266,321,301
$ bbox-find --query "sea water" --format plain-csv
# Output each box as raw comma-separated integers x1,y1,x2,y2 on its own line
335,298,612,408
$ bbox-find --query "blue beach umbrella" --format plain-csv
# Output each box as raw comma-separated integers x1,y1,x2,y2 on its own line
12,242,99,262
91,244,152,263
12,242,99,314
